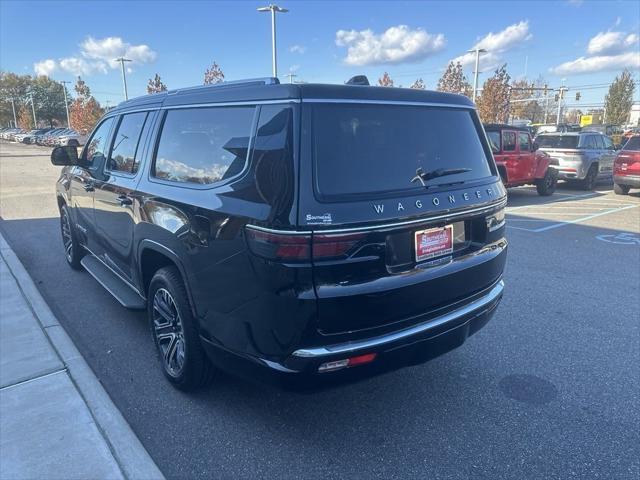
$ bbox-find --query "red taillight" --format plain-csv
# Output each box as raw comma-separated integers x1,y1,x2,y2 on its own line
245,228,311,261
347,353,377,366
312,232,366,259
318,353,378,372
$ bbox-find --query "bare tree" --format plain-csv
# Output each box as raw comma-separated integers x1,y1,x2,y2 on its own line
204,61,225,85
147,73,167,94
410,78,426,90
378,72,394,87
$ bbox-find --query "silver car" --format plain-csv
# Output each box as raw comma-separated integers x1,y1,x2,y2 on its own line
536,132,616,190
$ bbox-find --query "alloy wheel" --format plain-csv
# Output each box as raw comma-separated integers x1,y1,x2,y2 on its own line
60,210,73,262
152,288,186,377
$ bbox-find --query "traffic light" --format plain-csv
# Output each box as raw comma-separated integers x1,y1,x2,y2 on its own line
575,92,581,101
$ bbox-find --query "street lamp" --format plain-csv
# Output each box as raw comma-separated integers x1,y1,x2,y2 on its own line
257,4,288,78
114,57,132,100
468,48,487,103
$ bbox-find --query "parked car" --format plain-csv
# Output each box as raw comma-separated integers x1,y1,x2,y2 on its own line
613,135,640,195
536,132,616,190
484,124,558,195
51,77,507,391
16,128,53,144
35,128,66,146
582,124,624,146
2,128,24,141
56,129,88,147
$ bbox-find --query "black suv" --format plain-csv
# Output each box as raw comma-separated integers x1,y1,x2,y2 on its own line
51,77,507,391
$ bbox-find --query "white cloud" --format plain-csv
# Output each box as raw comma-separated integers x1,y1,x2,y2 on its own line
452,21,532,69
288,64,300,72
567,0,583,6
34,59,57,77
551,27,639,74
33,36,157,77
587,30,639,55
335,25,446,66
551,51,640,75
289,45,307,54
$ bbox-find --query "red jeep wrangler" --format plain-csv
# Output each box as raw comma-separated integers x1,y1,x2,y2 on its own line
484,124,558,196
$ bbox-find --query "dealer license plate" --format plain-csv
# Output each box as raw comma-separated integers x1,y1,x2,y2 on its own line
414,225,454,262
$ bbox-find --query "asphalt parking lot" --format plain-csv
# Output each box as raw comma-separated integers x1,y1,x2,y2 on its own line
1,142,639,479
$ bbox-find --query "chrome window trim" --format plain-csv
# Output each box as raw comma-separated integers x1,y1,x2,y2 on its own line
292,279,504,358
301,98,475,109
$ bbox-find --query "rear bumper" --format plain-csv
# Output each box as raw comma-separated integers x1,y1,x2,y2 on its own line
614,174,640,188
201,279,504,390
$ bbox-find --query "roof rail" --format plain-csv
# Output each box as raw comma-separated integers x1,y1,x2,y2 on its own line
166,77,280,96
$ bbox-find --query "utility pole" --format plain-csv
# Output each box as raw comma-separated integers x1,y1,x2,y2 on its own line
10,98,17,128
114,57,132,100
544,84,549,124
469,48,487,103
257,4,289,78
60,80,71,128
286,72,297,84
556,80,567,125
29,93,37,128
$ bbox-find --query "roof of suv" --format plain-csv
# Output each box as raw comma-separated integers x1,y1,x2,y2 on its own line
112,77,475,114
483,123,530,132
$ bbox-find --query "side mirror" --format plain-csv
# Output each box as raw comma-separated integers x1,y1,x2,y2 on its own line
532,142,539,151
51,145,79,166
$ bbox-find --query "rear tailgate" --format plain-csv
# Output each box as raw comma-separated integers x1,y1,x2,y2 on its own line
299,100,507,336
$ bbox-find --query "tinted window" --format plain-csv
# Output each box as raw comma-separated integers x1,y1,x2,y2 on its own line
581,135,597,149
623,136,640,151
602,136,614,149
536,135,579,149
108,112,148,174
503,131,516,151
312,104,492,198
486,131,500,153
84,118,115,169
518,132,531,152
153,107,254,185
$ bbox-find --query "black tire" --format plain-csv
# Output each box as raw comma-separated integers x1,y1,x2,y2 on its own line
148,267,214,391
581,164,598,190
614,183,631,195
60,204,84,269
536,168,558,196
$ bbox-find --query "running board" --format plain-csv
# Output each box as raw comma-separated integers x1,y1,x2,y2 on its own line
81,255,146,310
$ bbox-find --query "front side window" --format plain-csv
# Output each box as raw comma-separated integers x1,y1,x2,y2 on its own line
312,104,493,199
518,132,531,152
153,106,255,185
84,117,115,169
108,112,148,174
503,131,516,151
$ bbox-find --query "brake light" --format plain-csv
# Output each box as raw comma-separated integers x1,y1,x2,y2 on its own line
318,353,378,372
245,228,311,261
312,232,366,259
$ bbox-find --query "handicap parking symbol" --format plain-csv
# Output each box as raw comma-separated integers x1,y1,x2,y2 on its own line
596,232,640,245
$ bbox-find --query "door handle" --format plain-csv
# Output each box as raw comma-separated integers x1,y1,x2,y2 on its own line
83,182,94,192
117,195,133,207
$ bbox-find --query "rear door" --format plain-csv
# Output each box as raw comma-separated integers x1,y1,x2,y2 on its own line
598,135,616,177
93,111,154,282
517,131,536,179
299,101,506,336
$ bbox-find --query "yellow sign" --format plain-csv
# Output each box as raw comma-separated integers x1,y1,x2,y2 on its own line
580,115,593,127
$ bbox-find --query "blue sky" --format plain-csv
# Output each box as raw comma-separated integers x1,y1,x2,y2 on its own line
1,0,638,108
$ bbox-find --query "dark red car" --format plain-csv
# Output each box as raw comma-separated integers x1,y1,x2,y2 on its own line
484,124,558,196
614,135,640,195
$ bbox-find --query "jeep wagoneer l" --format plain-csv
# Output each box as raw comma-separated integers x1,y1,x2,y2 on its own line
51,77,507,390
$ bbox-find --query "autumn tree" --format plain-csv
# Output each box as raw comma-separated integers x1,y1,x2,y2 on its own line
437,62,471,97
378,72,394,87
147,73,167,94
476,64,511,123
410,78,426,90
204,61,225,85
17,104,34,129
69,77,103,133
604,69,635,124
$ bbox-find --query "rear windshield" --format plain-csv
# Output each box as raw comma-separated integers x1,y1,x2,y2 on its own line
312,104,492,198
623,136,640,151
536,135,579,149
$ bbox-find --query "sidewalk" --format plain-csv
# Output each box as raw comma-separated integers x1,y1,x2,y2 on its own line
0,233,164,480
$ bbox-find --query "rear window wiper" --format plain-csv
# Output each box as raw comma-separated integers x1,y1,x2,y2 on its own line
411,167,472,186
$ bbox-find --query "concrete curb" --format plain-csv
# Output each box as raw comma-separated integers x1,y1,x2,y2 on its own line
0,233,164,480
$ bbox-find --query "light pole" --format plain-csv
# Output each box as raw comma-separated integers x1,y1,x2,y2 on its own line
286,72,297,84
29,93,37,128
257,4,288,78
556,78,566,125
10,98,17,128
114,57,132,100
469,48,487,103
60,80,71,128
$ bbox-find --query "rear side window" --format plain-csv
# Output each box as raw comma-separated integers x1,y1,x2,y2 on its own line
602,136,614,149
108,112,148,174
486,131,500,153
518,132,531,152
623,136,640,151
84,117,115,169
581,135,597,149
536,135,579,149
312,104,492,199
503,131,516,151
153,106,255,185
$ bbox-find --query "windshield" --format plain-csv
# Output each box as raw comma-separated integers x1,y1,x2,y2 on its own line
312,104,493,199
536,135,579,149
486,131,501,153
623,136,640,151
